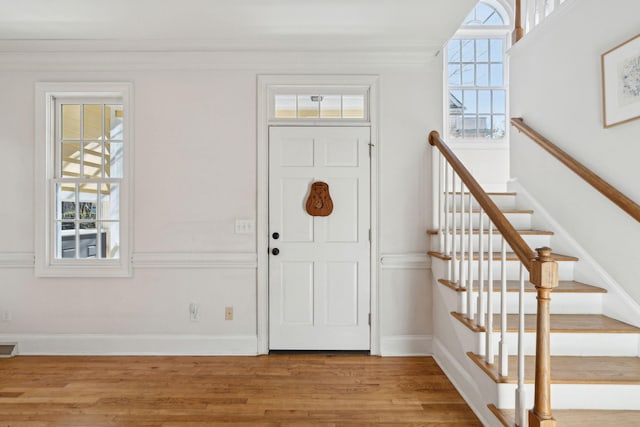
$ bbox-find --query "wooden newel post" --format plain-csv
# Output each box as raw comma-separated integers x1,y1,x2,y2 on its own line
528,247,558,427
513,0,525,44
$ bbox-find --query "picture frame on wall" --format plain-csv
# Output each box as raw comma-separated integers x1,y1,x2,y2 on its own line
602,33,640,128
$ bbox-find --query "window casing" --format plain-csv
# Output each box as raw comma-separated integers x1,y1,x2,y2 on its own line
445,1,510,143
35,83,133,277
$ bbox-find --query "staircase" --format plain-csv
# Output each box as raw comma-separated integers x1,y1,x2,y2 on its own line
428,190,640,426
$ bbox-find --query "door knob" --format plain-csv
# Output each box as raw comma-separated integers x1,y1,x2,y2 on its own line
271,248,280,255
272,232,280,240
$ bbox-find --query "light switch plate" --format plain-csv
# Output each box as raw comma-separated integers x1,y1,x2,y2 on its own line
235,219,255,234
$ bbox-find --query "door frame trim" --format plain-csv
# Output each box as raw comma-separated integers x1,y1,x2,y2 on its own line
257,75,380,355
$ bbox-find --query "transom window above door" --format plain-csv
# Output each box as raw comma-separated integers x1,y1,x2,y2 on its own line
269,88,369,122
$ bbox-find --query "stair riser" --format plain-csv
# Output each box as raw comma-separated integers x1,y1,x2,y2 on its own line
448,259,576,281
431,234,552,254
445,212,532,230
482,332,640,357
447,312,640,360
496,383,640,410
442,194,517,210
451,315,638,357
470,292,604,315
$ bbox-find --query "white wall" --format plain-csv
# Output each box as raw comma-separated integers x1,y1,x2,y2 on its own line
509,0,640,304
0,52,437,354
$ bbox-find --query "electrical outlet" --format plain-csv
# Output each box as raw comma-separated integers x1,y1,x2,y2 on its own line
225,306,233,321
189,303,200,322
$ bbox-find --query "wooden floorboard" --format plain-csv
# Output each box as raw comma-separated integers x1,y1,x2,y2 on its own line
0,355,482,426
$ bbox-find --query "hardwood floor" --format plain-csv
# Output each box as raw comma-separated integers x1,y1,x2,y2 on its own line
0,355,481,426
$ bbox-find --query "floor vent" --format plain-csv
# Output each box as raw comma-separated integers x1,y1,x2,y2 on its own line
0,344,17,358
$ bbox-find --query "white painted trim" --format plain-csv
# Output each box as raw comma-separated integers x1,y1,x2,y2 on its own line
4,334,257,356
380,335,433,356
34,82,134,278
0,50,435,72
509,179,640,329
132,252,257,269
0,39,444,54
0,252,258,269
380,253,431,270
432,337,495,427
507,0,579,53
0,252,35,268
257,75,381,355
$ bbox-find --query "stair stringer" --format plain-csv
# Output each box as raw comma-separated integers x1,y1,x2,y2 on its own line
509,179,640,331
431,260,502,427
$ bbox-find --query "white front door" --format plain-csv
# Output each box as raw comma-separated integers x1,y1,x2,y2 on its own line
269,126,371,350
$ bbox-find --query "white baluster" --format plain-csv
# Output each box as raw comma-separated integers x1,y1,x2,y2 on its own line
499,237,509,377
444,163,451,281
535,0,544,25
459,183,467,314
466,192,474,321
526,0,536,31
477,208,485,329
515,263,528,427
485,221,495,364
451,174,458,285
438,153,445,250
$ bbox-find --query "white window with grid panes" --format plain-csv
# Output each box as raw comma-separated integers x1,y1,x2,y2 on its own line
445,1,510,142
35,83,132,277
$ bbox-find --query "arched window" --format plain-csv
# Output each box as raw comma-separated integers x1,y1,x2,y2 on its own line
463,2,505,26
446,1,510,141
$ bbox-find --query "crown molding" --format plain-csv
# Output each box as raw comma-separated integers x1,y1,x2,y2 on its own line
0,40,442,71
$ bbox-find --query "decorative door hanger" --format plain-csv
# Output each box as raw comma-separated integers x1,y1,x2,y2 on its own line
305,181,334,217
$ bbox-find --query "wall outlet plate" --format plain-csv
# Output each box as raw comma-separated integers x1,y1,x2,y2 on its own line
225,306,233,320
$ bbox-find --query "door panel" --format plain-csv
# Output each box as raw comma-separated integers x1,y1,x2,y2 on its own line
280,179,314,242
326,178,359,242
269,126,370,350
281,262,314,325
326,261,358,326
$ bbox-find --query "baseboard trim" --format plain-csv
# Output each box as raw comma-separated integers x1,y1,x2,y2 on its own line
4,334,258,356
380,335,432,356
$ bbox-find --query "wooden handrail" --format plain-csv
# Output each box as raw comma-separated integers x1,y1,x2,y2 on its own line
511,118,640,223
429,130,536,270
430,130,558,427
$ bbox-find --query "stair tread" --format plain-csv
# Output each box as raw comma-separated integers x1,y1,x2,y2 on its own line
468,352,640,385
451,311,640,334
446,191,517,196
428,251,579,262
488,404,640,427
447,209,533,214
438,278,606,293
427,228,554,236
452,312,640,334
